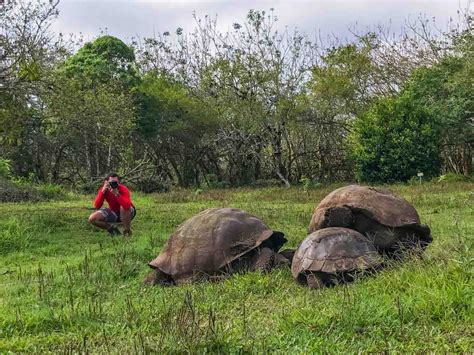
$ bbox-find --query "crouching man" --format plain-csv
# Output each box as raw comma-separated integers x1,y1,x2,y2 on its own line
88,173,136,236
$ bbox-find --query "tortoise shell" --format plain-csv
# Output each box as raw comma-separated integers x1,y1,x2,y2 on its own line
291,228,382,279
309,185,424,231
308,185,432,253
148,208,286,284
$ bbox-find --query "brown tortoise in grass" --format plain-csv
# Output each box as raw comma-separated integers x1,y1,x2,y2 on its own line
308,185,432,258
292,228,383,288
144,208,290,285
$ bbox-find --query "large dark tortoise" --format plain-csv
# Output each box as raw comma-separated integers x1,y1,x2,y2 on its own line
144,208,289,285
308,185,432,257
291,227,382,288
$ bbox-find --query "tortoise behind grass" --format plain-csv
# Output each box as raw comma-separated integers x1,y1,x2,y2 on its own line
144,208,290,285
292,227,382,288
308,185,432,258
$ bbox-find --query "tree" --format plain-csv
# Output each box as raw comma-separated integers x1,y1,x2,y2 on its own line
302,37,382,182
0,0,65,178
401,35,473,175
136,72,218,187
36,35,141,184
60,35,138,87
42,76,136,184
139,9,318,185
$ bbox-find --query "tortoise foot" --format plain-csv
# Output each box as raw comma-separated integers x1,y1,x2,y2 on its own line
306,273,325,289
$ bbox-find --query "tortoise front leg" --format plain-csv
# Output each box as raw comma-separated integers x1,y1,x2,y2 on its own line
251,247,275,272
306,272,325,289
143,269,171,286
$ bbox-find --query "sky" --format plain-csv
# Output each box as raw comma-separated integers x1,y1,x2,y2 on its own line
50,0,468,43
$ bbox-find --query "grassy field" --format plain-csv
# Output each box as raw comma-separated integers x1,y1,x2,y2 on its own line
0,182,472,352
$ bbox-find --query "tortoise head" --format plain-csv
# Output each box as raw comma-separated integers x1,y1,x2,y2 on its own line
278,248,296,263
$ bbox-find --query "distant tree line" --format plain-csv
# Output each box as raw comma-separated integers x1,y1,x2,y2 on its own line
1,1,472,190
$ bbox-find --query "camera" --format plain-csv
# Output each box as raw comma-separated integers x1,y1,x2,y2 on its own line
110,181,119,189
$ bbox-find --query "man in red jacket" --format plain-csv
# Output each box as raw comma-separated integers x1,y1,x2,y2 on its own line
88,173,136,236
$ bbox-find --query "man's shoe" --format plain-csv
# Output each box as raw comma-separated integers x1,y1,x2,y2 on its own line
107,226,121,236
123,229,132,237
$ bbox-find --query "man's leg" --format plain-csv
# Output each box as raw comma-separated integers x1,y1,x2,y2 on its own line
89,209,120,235
88,211,113,230
120,207,132,235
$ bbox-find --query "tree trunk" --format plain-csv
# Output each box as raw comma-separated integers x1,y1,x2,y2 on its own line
84,134,92,181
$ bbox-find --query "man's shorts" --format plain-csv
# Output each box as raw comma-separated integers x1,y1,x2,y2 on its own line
98,207,136,223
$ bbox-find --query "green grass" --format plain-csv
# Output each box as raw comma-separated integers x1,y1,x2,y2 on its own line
0,182,472,352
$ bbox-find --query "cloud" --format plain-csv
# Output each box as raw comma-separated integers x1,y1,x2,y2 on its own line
50,0,464,43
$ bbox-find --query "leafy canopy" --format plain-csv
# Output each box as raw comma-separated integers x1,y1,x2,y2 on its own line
61,35,137,86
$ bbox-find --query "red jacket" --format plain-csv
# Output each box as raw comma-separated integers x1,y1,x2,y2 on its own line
94,184,134,213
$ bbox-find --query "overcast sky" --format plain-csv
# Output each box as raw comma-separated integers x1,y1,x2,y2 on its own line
50,0,467,43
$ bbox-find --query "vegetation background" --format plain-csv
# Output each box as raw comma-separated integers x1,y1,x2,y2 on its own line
1,1,472,191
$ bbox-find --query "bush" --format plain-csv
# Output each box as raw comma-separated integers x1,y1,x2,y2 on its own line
203,174,230,188
252,179,283,188
437,173,472,183
0,178,41,202
299,176,322,193
33,184,65,200
351,94,442,183
0,178,66,202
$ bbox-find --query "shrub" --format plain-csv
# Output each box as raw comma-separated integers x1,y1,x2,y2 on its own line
0,178,41,202
351,94,442,183
437,173,472,183
33,184,65,200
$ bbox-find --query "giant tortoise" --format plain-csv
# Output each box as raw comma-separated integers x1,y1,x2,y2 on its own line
308,185,432,257
292,227,382,288
144,208,289,285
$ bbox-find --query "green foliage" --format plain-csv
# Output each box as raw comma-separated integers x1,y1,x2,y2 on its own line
0,90,33,147
33,184,66,200
351,34,472,183
0,177,65,202
137,72,212,139
0,178,41,202
41,74,136,182
308,36,377,117
1,7,472,189
351,94,442,183
136,72,218,187
61,35,138,87
437,173,472,183
204,173,227,188
0,182,472,352
402,49,473,174
0,158,12,178
299,176,312,195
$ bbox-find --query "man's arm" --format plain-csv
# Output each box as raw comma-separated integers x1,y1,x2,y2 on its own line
116,185,132,210
94,186,106,209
